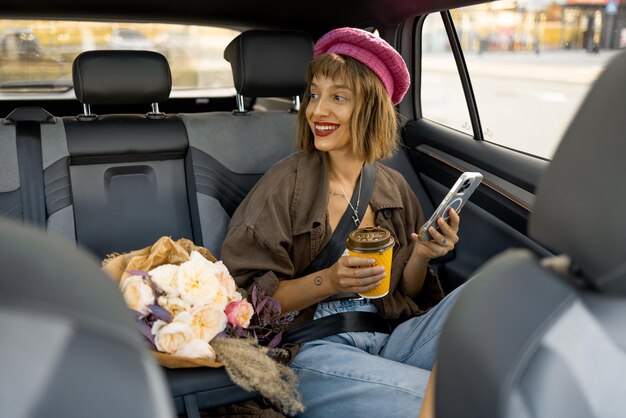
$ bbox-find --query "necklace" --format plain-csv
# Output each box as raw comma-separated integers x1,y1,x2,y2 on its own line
334,167,363,227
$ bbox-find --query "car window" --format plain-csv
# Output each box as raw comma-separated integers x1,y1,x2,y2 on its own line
0,20,239,97
420,13,473,137
421,0,623,159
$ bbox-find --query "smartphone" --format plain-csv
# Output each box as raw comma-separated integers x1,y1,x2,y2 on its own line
417,172,483,241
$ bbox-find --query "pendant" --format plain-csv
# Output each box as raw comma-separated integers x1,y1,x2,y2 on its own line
351,212,360,227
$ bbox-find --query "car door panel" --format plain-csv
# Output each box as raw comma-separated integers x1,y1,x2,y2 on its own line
399,119,552,292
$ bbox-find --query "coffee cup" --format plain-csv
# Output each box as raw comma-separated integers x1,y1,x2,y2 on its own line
346,227,394,298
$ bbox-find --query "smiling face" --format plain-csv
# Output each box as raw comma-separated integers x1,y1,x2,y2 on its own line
306,74,355,156
297,53,399,163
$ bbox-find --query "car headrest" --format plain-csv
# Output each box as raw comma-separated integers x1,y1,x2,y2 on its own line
73,50,172,105
0,219,174,418
529,50,626,296
224,30,313,98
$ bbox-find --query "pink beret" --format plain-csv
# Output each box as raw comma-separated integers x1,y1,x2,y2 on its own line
314,27,410,105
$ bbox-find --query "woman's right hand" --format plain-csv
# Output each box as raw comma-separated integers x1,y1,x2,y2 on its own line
326,256,386,294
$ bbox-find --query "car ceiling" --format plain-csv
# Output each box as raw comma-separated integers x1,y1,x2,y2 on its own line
1,0,492,36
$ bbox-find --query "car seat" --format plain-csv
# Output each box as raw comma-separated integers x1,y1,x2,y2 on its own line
0,218,174,418
434,50,626,417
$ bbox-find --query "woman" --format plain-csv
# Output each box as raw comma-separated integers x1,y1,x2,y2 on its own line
221,27,465,417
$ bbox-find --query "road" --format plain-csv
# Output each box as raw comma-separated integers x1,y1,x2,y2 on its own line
421,50,621,158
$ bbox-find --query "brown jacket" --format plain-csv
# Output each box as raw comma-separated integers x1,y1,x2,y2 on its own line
220,151,444,328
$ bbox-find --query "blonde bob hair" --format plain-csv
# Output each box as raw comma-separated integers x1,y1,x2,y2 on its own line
296,53,400,163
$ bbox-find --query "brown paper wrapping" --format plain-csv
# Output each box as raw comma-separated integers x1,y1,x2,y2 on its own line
102,236,224,368
152,352,222,368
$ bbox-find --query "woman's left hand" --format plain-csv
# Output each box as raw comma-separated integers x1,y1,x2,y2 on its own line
411,208,460,260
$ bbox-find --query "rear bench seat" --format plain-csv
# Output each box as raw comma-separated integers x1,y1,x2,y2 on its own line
0,30,313,415
0,52,195,257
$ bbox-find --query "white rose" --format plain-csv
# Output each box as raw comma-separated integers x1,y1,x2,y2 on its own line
157,296,190,317
174,339,216,360
210,259,240,302
188,251,236,306
152,314,194,354
217,271,240,303
189,251,230,281
151,311,192,334
207,284,229,311
212,259,230,275
177,257,221,306
189,250,211,265
119,274,139,291
189,305,228,342
120,275,154,315
149,264,180,296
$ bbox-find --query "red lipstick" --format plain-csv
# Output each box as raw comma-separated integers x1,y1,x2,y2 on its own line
313,122,339,137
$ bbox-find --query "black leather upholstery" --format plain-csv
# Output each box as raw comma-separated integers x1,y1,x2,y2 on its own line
65,114,188,162
435,50,626,418
166,367,260,413
224,30,313,98
73,50,171,105
66,55,196,260
0,219,174,418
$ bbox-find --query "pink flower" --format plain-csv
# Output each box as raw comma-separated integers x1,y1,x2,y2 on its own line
224,299,254,328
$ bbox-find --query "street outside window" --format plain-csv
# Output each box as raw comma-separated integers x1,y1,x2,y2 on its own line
421,0,624,159
0,20,239,97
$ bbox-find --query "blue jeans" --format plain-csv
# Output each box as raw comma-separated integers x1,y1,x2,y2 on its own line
290,284,466,418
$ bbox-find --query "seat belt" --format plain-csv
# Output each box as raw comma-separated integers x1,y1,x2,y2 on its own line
283,163,394,345
301,163,376,276
283,311,391,344
5,107,56,228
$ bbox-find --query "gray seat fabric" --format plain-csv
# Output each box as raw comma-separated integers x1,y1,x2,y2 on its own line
182,29,313,257
0,111,75,242
435,51,626,417
0,121,21,219
0,218,174,418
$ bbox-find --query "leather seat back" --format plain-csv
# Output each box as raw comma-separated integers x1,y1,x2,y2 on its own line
65,50,199,258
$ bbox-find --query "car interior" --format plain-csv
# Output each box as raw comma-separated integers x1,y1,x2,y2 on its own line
0,0,624,417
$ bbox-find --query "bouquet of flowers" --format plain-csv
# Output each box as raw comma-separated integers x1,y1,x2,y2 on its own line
121,249,248,362
102,236,304,415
